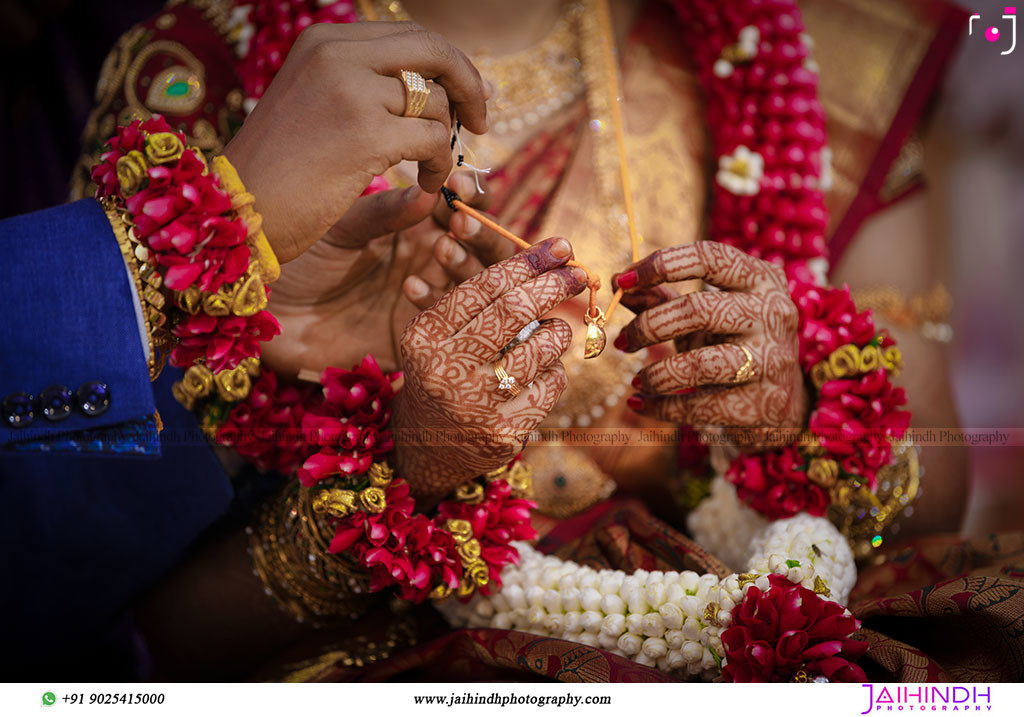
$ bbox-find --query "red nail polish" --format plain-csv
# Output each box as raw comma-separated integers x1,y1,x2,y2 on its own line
631,375,643,390
616,270,638,290
626,394,644,411
614,333,628,350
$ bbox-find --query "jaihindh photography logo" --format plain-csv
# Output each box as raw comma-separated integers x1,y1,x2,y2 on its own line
860,685,994,713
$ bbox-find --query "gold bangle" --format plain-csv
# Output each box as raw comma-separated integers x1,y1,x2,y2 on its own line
249,483,373,627
103,200,171,381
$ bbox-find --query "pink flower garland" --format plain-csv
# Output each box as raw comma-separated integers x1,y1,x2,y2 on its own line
436,479,538,592
327,478,461,602
666,1,911,520
721,574,868,682
215,368,322,474
297,356,399,487
727,285,910,520
92,116,281,372
93,118,246,293
216,355,533,604
172,308,281,373
328,475,536,603
673,0,829,285
235,0,359,100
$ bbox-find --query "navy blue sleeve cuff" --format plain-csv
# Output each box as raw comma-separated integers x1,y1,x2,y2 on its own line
0,199,155,450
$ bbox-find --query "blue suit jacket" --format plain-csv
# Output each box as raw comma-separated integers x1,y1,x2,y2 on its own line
0,199,234,666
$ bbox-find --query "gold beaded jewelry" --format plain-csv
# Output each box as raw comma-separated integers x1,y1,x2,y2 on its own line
248,483,374,627
827,438,922,559
851,284,954,343
103,199,172,380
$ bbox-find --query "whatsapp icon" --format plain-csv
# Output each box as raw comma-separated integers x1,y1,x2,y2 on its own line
42,692,57,706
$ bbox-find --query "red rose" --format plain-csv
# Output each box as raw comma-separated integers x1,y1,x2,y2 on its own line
791,283,876,370
215,368,320,474
436,477,537,596
320,355,399,428
810,369,910,487
295,356,399,486
171,307,280,373
727,445,830,520
721,575,868,682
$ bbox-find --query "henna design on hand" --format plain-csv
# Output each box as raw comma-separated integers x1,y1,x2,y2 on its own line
393,237,587,505
613,242,807,448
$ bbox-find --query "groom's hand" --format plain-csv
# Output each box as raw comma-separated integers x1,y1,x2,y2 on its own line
222,22,488,264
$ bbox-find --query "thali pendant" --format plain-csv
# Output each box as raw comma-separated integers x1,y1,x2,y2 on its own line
583,307,607,359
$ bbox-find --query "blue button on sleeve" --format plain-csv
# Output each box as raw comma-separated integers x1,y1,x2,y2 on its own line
0,199,155,450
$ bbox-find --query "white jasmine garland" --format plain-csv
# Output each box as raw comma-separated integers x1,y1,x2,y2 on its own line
687,476,767,570
738,26,760,55
747,512,857,604
436,513,856,680
712,59,734,78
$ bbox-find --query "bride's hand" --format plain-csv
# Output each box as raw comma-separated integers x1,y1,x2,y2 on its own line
611,242,807,448
393,237,586,505
222,21,487,263
402,174,518,309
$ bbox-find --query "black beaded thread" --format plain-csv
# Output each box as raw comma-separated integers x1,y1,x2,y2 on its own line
440,186,461,211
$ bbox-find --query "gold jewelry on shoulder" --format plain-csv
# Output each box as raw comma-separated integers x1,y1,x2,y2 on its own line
851,284,953,343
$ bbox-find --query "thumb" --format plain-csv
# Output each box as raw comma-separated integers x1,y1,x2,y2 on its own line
324,186,436,248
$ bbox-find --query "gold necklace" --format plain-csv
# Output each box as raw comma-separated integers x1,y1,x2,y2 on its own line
360,0,586,165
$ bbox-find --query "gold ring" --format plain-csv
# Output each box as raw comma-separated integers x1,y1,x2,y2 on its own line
400,70,430,118
733,344,755,383
493,359,523,398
